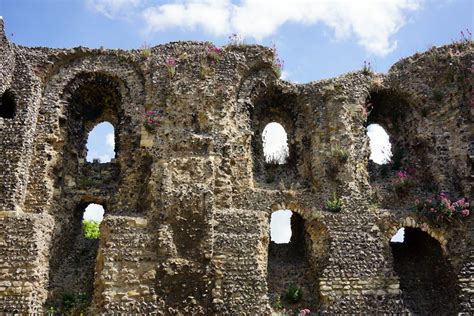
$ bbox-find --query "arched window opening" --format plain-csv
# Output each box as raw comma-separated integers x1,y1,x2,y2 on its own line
86,122,115,163
267,211,317,311
82,203,104,239
270,209,292,244
367,123,392,165
0,89,16,119
262,122,289,164
390,227,459,314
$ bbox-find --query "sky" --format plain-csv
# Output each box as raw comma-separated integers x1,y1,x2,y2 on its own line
1,0,470,236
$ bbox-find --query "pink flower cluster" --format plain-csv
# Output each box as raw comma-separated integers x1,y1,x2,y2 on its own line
397,167,416,179
271,44,284,77
166,57,176,67
415,193,470,222
206,44,222,63
166,57,176,77
299,308,311,316
145,109,160,127
396,170,409,179
393,168,415,192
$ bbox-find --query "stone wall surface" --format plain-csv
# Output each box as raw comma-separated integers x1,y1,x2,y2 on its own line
0,17,472,314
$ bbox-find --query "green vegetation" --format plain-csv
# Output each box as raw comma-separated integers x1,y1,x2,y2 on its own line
330,145,349,163
326,192,343,212
46,292,89,315
82,220,100,239
362,60,373,75
78,176,99,188
283,285,303,304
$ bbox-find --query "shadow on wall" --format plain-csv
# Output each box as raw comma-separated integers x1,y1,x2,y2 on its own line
390,227,459,315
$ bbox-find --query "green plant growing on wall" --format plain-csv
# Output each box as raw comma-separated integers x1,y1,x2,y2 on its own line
200,60,212,79
452,28,472,48
45,306,56,316
331,145,348,163
326,145,349,176
271,44,284,78
83,220,100,239
283,285,303,304
362,60,373,75
206,44,222,62
141,42,151,58
272,295,283,310
78,177,98,188
46,291,90,315
166,57,176,78
326,192,343,212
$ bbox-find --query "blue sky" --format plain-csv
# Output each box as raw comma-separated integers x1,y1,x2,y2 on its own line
1,0,471,232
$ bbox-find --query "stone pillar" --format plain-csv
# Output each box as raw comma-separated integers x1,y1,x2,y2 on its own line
0,212,54,313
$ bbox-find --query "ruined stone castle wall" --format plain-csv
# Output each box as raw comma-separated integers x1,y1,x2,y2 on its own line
0,17,472,314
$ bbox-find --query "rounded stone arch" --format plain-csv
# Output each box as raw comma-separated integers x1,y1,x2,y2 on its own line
383,217,461,315
364,88,413,173
385,216,448,251
266,202,331,312
235,67,278,128
60,71,126,165
237,68,300,186
24,54,146,214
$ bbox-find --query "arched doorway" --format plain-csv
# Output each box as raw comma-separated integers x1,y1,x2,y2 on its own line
390,227,459,314
46,203,105,314
267,210,317,313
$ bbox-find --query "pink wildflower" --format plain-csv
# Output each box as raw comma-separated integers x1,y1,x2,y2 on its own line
461,209,470,217
396,170,408,179
300,308,311,316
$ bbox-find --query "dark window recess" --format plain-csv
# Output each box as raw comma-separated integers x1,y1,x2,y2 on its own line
0,90,16,119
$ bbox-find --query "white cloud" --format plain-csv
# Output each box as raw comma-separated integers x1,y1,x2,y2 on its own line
86,0,143,19
106,132,115,148
138,0,422,55
143,0,232,36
